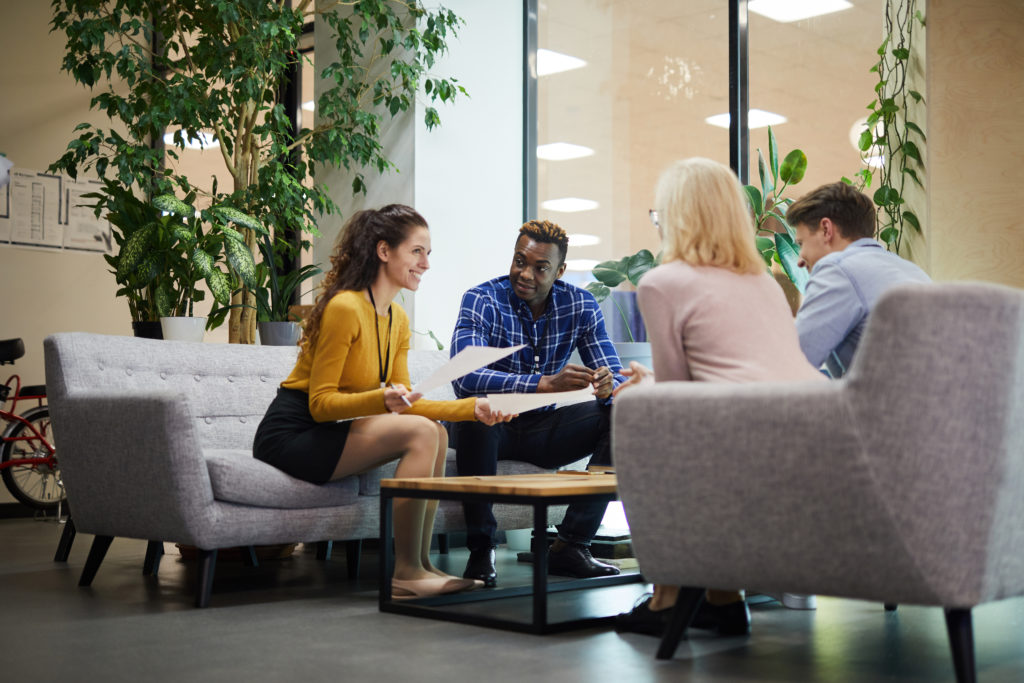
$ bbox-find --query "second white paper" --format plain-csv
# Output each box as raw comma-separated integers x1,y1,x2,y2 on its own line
413,344,525,395
485,386,596,414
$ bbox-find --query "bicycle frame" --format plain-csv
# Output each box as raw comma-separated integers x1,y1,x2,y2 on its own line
0,411,56,467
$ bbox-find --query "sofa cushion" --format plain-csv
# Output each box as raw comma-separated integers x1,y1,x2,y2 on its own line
205,449,360,509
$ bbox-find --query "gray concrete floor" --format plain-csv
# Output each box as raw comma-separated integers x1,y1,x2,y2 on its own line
2,516,1024,682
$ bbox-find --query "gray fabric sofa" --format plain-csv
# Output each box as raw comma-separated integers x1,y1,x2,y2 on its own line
612,282,1024,682
44,332,571,607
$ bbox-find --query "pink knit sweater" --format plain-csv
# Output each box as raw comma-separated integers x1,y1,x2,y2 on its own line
636,261,824,384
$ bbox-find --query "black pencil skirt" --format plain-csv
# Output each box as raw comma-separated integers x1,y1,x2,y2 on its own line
253,387,353,484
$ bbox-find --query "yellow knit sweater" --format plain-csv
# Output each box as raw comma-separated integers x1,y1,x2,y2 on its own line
282,290,476,422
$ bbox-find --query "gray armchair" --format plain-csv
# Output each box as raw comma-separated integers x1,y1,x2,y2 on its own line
612,282,1024,683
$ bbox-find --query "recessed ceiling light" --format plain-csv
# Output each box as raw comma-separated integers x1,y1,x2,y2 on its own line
863,155,884,169
537,142,595,161
565,259,601,272
537,48,586,77
568,233,601,247
748,0,853,23
302,100,315,112
163,130,219,150
542,197,599,213
704,109,787,130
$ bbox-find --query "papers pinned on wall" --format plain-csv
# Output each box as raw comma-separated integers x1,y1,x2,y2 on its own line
0,167,111,254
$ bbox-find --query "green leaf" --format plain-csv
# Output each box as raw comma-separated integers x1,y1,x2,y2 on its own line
908,90,924,103
779,149,808,185
210,206,264,232
903,140,922,164
758,148,772,201
224,238,257,289
902,166,924,189
858,129,874,152
172,225,194,244
774,232,808,294
744,185,763,214
220,225,247,244
905,121,926,140
155,280,175,318
755,236,776,267
192,248,216,279
585,281,611,303
873,185,900,207
592,259,627,288
902,210,922,233
625,249,656,286
768,126,779,184
117,223,155,279
892,47,910,60
876,36,890,56
879,227,899,245
206,268,231,306
152,194,193,216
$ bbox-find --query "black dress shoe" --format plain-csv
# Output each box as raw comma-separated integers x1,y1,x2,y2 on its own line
463,547,497,587
614,594,669,636
547,542,620,578
691,599,751,636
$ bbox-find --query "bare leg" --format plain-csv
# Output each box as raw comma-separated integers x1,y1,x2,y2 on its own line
330,414,439,582
650,584,680,611
420,422,457,579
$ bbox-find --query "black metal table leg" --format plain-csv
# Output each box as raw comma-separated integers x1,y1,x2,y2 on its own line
379,490,394,608
532,502,549,633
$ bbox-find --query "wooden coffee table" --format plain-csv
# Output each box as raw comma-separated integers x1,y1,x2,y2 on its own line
378,473,642,634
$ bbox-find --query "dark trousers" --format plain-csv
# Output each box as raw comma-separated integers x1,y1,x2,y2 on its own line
450,401,612,551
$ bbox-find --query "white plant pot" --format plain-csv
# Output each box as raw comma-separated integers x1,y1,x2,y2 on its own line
614,341,653,370
160,316,207,343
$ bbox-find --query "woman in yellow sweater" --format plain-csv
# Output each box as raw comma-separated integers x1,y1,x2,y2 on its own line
254,204,507,600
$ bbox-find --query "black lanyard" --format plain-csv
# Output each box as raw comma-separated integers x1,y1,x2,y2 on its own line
367,287,392,388
521,309,547,374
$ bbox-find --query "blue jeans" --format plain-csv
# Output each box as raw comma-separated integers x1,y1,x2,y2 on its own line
449,401,612,551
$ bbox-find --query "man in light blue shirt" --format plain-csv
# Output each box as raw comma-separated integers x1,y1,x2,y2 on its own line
790,182,931,378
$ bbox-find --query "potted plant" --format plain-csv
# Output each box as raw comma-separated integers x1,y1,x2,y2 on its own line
250,233,322,346
50,1,467,344
119,193,261,341
585,250,660,367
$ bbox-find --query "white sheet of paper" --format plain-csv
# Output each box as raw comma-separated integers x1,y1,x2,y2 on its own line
412,344,525,395
485,386,595,414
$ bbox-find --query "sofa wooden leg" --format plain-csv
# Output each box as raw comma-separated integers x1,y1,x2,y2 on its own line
656,587,705,660
54,516,76,562
437,533,449,554
143,541,164,576
944,608,976,683
79,535,114,587
195,549,218,608
316,540,333,562
884,603,898,612
346,539,362,580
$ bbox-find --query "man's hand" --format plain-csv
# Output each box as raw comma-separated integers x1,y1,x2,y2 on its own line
612,361,655,398
537,363,594,393
592,366,614,399
474,397,516,426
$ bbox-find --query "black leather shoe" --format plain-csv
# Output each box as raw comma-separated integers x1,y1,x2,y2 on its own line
463,547,497,587
547,542,620,578
691,599,751,636
614,594,669,636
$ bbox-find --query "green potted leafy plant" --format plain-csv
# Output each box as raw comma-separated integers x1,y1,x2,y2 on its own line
119,193,261,341
251,233,322,346
584,250,660,367
745,127,810,298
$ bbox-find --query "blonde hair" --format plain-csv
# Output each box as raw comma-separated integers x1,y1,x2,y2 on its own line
654,157,763,274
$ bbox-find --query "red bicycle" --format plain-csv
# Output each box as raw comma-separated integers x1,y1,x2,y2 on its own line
0,338,63,512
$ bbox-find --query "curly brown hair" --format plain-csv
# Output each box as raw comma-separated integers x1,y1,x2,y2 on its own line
300,204,428,356
518,219,568,264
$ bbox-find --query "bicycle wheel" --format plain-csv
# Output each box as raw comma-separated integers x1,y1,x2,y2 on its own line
1,406,64,511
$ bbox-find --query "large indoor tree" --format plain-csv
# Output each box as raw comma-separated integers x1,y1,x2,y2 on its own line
50,0,465,342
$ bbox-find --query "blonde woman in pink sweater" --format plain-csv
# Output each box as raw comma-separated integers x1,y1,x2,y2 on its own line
614,157,824,638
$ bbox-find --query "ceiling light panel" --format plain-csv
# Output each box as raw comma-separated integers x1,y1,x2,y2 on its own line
748,0,853,23
537,48,587,77
541,197,599,213
704,109,788,130
537,142,595,161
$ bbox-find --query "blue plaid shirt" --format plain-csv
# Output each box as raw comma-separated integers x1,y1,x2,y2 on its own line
451,276,625,404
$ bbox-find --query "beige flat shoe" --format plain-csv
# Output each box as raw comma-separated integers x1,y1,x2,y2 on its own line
391,576,479,600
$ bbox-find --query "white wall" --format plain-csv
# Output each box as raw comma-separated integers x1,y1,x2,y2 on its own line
411,0,524,348
315,0,524,349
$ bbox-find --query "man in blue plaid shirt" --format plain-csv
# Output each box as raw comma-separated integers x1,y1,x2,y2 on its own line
450,220,626,586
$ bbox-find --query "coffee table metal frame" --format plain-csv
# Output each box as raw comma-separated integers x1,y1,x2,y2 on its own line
378,479,641,634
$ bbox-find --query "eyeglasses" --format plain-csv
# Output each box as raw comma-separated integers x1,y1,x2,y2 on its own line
649,209,660,229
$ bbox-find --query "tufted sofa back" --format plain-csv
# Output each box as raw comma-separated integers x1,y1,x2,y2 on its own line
45,333,299,451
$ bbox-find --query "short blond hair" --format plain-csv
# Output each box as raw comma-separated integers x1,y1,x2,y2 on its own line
654,158,762,274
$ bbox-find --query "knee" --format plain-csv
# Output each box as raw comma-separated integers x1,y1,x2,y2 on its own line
434,422,449,452
403,415,440,450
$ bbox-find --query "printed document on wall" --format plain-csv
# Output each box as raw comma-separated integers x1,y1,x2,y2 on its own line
9,169,62,248
64,178,111,252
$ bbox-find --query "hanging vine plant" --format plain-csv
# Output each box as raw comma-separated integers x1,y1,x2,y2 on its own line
850,0,926,254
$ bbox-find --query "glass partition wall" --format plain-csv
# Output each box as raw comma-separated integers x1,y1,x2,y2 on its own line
534,0,884,303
